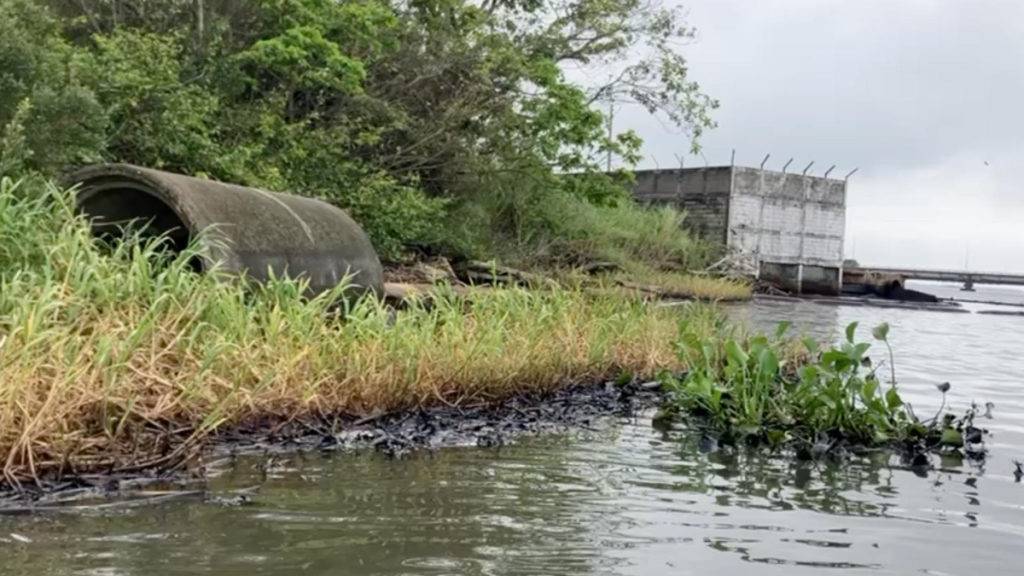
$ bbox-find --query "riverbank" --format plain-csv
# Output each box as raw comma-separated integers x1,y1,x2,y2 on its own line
382,273,752,307
0,378,668,509
0,172,762,499
0,275,685,490
0,178,983,499
0,295,1018,575
382,258,752,306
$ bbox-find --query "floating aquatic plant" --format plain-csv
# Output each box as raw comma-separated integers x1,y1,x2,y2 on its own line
660,314,987,462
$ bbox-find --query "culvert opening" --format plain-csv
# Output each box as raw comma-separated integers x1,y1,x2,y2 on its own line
67,163,386,298
77,186,199,269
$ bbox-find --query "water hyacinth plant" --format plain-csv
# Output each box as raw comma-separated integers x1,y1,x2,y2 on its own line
660,314,986,460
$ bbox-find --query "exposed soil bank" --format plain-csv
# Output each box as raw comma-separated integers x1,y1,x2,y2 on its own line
0,379,667,511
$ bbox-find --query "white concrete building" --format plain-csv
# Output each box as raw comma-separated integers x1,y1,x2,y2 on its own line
631,166,847,294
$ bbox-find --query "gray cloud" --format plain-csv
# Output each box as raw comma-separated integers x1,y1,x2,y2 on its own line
611,0,1024,272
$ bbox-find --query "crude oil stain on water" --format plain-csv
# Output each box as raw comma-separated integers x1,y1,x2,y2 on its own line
2,283,1023,576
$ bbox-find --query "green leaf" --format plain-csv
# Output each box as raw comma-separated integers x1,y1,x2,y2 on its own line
861,379,879,401
614,371,633,387
725,340,748,367
822,349,851,370
851,342,871,362
872,322,890,342
885,387,903,410
774,321,792,339
758,348,779,378
940,428,964,447
802,336,819,355
799,364,820,384
845,321,859,343
766,429,787,446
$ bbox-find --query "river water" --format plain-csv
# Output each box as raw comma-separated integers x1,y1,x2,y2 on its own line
2,284,1023,575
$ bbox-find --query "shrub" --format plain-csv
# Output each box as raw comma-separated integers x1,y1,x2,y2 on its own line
0,0,716,263
439,175,713,269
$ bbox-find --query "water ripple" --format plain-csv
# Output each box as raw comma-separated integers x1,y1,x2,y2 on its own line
3,292,1024,575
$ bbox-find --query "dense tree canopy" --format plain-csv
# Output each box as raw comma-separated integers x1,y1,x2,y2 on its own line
0,0,716,259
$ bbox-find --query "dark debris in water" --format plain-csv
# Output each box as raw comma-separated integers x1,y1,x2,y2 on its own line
0,379,666,512
215,379,666,460
0,483,264,515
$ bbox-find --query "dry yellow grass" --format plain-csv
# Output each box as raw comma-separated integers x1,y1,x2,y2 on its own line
0,175,690,486
553,263,752,302
614,267,752,301
0,283,684,486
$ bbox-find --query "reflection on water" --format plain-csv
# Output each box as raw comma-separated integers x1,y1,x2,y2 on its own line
2,286,1023,576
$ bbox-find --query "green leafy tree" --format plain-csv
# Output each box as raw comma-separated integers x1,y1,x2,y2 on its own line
2,0,716,262
0,0,106,173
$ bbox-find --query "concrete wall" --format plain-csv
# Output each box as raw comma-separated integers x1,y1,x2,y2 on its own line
728,166,845,268
628,165,847,295
632,167,732,247
759,261,802,293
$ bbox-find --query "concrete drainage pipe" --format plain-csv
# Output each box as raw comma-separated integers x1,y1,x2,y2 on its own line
66,164,384,298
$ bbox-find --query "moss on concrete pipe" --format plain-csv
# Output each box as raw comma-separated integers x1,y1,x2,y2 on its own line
66,164,384,297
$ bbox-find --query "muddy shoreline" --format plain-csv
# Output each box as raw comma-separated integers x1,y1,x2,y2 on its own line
215,379,665,459
0,379,667,512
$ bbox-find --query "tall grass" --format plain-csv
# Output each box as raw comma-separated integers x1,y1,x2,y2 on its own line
441,182,714,271
0,177,685,486
440,182,746,300
546,199,714,269
612,263,751,301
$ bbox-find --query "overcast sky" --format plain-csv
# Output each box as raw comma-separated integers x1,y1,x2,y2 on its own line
612,0,1024,273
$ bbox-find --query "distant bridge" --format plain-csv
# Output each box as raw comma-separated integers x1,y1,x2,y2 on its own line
844,266,1024,291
